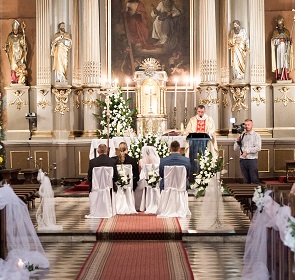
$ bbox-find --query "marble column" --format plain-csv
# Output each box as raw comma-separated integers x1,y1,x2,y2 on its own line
198,0,219,132
81,0,101,136
34,0,53,138
248,0,271,136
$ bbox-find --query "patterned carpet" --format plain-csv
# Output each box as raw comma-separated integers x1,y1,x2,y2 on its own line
26,195,249,279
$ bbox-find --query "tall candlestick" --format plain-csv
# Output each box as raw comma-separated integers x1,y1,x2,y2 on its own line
184,78,188,108
174,78,178,107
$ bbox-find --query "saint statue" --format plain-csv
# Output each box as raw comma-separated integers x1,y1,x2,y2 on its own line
271,15,293,81
51,22,72,84
228,20,250,81
3,20,28,84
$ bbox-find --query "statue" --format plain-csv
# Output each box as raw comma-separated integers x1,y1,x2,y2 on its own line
228,20,250,80
2,20,28,84
271,15,293,81
51,22,72,84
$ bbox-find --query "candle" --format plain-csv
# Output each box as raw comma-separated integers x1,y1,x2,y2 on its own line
18,259,24,268
174,78,178,107
184,78,188,108
126,78,130,99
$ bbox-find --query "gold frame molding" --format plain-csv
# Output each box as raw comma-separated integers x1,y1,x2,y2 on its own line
258,149,269,173
78,151,88,176
9,151,30,169
274,148,295,172
34,150,50,173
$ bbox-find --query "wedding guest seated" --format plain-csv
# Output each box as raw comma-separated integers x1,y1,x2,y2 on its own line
139,145,160,172
88,144,118,192
112,142,139,191
159,141,191,191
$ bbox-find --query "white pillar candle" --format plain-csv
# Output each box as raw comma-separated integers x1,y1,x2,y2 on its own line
18,259,24,268
174,78,178,107
126,78,130,99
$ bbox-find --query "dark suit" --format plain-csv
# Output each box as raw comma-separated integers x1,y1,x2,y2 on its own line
112,154,139,191
87,154,118,192
159,153,191,191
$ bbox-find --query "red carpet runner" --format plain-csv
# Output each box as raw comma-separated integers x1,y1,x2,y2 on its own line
76,241,194,280
96,213,182,240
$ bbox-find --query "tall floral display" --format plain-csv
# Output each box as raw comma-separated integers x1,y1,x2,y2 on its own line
96,88,136,138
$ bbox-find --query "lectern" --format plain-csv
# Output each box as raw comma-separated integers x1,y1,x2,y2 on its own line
186,133,210,182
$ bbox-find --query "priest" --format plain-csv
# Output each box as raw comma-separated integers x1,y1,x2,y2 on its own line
185,104,218,158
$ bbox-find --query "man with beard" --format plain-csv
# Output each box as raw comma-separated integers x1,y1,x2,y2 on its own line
51,22,72,84
228,20,250,80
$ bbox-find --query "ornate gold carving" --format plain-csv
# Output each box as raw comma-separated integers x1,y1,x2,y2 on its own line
198,86,219,107
53,88,71,115
217,87,230,108
274,87,295,106
9,90,28,110
230,86,249,112
82,88,97,108
37,89,51,109
139,58,161,77
251,86,265,106
74,89,83,109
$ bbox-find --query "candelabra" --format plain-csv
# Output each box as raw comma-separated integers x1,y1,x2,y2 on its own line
184,107,188,128
173,107,177,129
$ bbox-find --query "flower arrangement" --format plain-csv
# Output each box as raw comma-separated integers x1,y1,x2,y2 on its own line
117,165,131,191
128,134,170,161
146,166,161,188
252,185,265,212
95,88,136,138
0,98,5,169
191,148,224,197
284,216,295,252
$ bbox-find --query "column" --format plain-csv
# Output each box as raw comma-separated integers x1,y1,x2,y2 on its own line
198,0,219,131
81,0,101,136
248,0,271,136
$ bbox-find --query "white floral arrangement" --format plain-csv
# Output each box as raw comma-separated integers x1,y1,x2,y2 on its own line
146,166,161,188
284,216,295,253
117,165,131,191
128,134,170,161
252,185,265,212
191,148,225,197
95,88,136,138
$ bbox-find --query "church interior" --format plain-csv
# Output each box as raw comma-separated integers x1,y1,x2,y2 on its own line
1,0,295,279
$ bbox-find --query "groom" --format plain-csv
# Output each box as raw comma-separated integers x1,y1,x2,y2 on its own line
159,141,191,191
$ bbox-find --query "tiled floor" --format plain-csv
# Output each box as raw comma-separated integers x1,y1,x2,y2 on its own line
27,194,249,280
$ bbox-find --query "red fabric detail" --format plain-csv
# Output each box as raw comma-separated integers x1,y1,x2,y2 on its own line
196,119,206,132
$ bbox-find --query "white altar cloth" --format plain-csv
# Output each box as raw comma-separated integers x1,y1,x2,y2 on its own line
89,136,187,159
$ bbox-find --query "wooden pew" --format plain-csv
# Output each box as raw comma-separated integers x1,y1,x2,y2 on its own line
0,207,6,259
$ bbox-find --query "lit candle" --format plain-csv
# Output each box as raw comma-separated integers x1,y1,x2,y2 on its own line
174,78,178,107
18,259,24,268
184,77,188,108
126,78,130,99
194,78,197,108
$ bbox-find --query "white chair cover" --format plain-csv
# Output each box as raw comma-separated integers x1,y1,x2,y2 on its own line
136,164,160,214
115,164,137,214
85,167,115,219
157,166,191,218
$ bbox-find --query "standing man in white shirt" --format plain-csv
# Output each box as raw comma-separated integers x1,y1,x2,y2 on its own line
233,119,261,184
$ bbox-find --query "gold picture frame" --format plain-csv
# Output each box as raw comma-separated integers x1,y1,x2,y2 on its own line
107,0,195,88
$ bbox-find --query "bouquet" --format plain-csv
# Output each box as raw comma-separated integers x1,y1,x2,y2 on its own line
252,185,265,212
191,148,224,197
146,167,161,188
117,165,131,191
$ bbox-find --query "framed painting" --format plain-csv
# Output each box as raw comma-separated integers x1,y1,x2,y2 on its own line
107,0,194,87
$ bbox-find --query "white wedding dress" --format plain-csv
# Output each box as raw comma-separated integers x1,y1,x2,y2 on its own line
197,173,233,232
36,170,63,231
0,184,49,280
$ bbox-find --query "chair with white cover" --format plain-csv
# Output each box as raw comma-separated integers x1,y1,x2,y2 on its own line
85,166,116,219
136,164,160,214
157,165,191,218
115,164,137,214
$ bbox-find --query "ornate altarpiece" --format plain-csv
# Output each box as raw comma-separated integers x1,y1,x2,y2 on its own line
133,58,168,135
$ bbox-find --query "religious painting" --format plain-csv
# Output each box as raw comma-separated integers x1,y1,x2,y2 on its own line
109,0,193,87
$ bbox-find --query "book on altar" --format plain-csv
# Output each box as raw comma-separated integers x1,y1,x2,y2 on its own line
162,131,181,136
186,132,210,139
